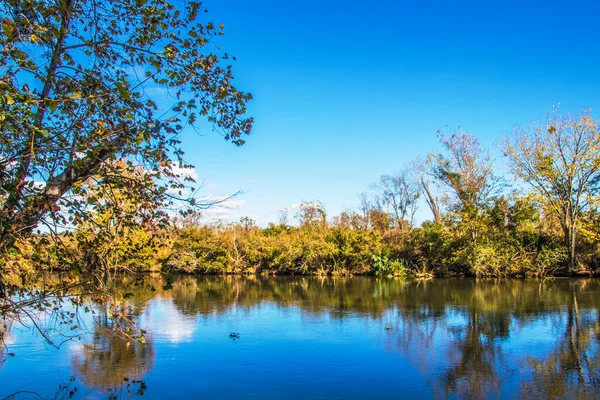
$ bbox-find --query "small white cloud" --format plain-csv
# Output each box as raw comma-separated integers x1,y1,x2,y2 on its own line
22,180,45,194
144,86,170,97
291,202,321,210
203,206,233,217
1,158,18,171
125,65,148,79
224,199,245,208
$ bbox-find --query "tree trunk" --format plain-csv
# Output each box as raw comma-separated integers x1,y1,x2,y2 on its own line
0,0,74,253
420,178,442,225
0,130,130,254
562,217,577,274
3,0,74,219
569,224,577,273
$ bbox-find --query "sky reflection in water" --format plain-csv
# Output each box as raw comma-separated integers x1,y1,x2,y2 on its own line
1,276,600,399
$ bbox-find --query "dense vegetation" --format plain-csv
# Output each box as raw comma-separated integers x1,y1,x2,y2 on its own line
1,0,599,282
4,112,599,278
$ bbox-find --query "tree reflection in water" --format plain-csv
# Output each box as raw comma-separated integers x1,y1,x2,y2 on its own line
71,281,155,396
71,327,153,394
4,275,600,398
522,289,600,398
383,279,600,399
0,319,12,367
158,275,600,399
86,276,600,398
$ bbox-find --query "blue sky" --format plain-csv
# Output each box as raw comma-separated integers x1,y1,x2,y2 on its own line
178,0,600,225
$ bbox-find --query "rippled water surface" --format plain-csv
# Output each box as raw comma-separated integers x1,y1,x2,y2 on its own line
1,276,600,399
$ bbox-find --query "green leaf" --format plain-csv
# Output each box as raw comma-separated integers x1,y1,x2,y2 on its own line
2,18,16,39
115,81,131,101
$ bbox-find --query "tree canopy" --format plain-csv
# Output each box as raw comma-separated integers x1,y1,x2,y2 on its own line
0,0,253,253
505,111,600,271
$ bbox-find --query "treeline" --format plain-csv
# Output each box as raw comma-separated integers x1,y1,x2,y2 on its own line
3,111,600,277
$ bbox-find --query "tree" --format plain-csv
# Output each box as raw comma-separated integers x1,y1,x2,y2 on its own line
368,208,391,233
0,0,253,254
433,130,498,216
72,308,154,392
73,160,169,272
294,201,327,229
412,156,444,224
373,170,419,230
432,130,499,246
357,192,374,230
505,111,600,272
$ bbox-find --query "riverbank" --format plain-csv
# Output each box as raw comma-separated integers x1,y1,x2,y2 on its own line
3,220,599,279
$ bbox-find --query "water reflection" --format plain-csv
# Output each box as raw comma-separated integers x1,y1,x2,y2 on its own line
71,282,156,396
1,276,600,399
71,325,154,392
0,319,12,367
522,295,600,398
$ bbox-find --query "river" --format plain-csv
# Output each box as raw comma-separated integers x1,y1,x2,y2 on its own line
1,275,599,399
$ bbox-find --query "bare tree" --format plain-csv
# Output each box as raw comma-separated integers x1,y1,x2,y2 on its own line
278,209,289,226
373,170,420,230
412,156,444,224
358,192,372,230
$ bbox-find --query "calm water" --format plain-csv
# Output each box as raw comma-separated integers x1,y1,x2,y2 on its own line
1,276,600,399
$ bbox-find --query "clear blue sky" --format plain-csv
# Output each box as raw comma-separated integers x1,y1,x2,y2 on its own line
178,0,600,225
